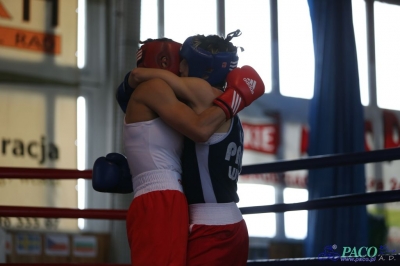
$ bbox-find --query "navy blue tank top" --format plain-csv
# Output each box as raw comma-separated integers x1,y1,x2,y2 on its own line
181,115,243,204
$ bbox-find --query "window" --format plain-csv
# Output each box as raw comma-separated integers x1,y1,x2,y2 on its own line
283,187,308,239
225,0,271,93
352,0,369,106
77,96,87,230
140,0,159,41
237,183,276,237
374,2,400,111
164,0,217,43
278,0,314,99
77,0,86,69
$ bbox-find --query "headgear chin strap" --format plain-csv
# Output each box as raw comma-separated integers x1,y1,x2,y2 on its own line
136,39,182,75
179,35,239,86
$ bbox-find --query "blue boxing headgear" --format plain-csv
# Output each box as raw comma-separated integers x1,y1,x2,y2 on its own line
180,30,241,87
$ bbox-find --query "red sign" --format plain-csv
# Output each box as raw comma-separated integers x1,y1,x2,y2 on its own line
300,126,309,155
0,25,61,54
242,110,400,156
242,123,279,154
383,110,400,149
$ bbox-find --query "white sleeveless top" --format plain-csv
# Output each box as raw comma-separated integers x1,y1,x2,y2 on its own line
123,117,184,178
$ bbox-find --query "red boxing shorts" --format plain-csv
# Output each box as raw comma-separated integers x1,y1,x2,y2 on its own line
187,202,249,266
126,169,189,266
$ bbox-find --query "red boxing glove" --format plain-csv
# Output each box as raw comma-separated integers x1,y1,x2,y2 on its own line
213,65,265,119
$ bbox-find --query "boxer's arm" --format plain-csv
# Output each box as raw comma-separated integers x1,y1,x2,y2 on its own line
116,72,134,113
133,78,226,142
129,68,199,104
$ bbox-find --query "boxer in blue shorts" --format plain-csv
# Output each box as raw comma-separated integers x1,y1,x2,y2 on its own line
93,32,265,266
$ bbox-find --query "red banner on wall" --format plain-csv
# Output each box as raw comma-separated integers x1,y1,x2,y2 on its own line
383,110,400,149
242,122,279,154
0,26,61,54
243,110,400,156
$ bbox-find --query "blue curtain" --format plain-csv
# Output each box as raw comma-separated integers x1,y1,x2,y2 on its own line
306,0,368,257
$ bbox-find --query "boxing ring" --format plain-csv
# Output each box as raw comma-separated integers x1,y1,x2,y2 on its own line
1,147,400,265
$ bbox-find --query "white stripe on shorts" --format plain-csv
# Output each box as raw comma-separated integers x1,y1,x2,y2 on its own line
132,169,183,199
189,202,243,225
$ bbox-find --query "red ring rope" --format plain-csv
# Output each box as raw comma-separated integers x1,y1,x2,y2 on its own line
0,206,126,220
0,167,92,179
4,264,130,266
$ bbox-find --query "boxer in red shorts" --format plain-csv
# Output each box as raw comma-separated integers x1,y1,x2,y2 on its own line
93,33,265,266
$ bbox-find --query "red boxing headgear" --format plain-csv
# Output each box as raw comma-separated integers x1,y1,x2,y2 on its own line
136,38,182,75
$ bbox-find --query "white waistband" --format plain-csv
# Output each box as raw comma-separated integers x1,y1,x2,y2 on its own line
132,169,183,199
189,202,243,225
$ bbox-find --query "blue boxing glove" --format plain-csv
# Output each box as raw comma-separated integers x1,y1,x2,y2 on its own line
92,153,133,194
116,72,135,113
